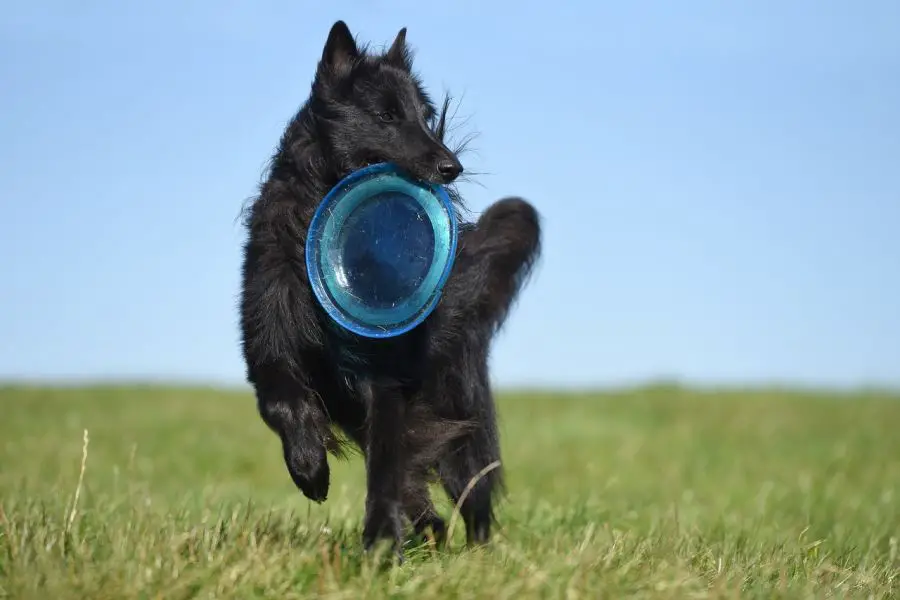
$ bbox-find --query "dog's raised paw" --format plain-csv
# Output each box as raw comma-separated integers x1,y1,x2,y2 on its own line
283,443,330,502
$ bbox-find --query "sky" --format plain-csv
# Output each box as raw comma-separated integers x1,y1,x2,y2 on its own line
1,0,899,389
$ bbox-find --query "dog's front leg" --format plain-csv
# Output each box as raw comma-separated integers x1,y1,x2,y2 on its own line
254,365,331,503
359,379,407,559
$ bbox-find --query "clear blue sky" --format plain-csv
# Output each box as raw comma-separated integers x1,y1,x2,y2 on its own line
2,0,898,389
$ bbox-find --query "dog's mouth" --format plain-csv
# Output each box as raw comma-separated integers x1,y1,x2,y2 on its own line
355,157,383,172
356,152,382,166
353,158,446,186
336,158,381,181
358,157,399,173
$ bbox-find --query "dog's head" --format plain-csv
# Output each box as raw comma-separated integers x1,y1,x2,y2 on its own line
309,21,464,186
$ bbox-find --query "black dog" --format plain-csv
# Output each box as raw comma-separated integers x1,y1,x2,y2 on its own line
239,20,541,557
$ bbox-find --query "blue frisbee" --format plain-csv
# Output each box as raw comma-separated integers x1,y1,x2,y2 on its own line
306,162,458,338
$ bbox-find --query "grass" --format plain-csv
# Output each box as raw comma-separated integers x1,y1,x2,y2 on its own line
0,384,898,599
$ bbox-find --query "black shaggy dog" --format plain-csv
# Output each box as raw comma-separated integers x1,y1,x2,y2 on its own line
239,20,541,557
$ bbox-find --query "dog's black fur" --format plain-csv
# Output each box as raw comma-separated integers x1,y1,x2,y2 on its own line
239,20,541,557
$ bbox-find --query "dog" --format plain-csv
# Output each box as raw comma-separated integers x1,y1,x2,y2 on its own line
239,20,541,558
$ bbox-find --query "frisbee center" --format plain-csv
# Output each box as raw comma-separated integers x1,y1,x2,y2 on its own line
335,191,436,309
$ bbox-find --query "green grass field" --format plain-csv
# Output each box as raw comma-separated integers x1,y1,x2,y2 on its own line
1,384,898,599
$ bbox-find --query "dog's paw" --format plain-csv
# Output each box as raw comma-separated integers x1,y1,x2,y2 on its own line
410,513,447,549
283,442,330,503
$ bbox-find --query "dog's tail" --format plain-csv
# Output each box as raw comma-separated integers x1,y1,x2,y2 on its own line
435,197,542,341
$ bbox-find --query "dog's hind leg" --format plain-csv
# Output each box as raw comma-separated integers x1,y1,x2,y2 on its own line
401,477,447,547
252,363,332,503
426,197,541,546
435,371,502,546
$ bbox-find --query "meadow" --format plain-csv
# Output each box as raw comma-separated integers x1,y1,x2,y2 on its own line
0,384,898,599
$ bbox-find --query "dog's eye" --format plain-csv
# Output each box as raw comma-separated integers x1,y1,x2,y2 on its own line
378,111,396,123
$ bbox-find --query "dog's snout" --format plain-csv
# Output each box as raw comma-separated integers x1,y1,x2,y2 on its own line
436,157,463,183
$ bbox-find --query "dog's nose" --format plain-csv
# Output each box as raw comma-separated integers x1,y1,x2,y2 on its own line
436,158,463,183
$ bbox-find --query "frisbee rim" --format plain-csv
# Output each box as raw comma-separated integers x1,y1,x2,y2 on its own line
305,162,459,339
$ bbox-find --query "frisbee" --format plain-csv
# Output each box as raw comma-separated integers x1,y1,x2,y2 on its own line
305,162,458,338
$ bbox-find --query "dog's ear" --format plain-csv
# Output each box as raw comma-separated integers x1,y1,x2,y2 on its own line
320,20,359,72
385,27,412,71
